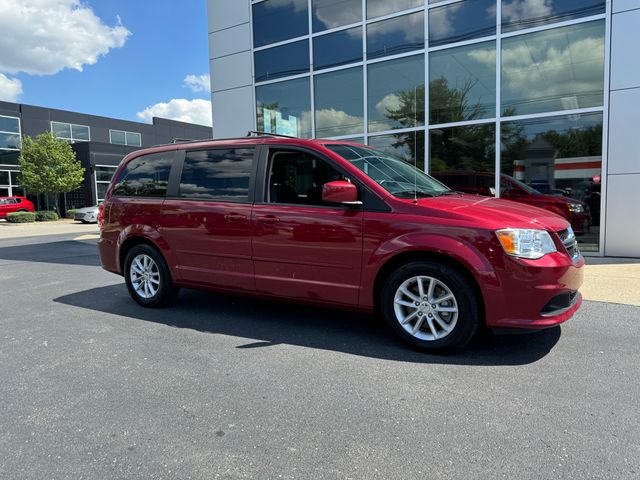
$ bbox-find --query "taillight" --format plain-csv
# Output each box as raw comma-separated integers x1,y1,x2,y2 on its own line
98,203,105,230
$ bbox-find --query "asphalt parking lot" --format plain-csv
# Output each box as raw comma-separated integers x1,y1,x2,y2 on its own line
0,232,638,479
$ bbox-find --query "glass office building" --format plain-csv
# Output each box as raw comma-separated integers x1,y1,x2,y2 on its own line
208,0,640,257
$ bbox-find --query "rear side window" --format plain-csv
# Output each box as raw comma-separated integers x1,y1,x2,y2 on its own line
179,148,254,202
112,152,173,197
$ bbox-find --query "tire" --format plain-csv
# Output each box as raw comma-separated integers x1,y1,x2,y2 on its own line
124,244,179,308
17,209,27,212
380,260,480,353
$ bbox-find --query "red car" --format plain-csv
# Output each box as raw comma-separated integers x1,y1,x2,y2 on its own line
98,136,583,352
433,171,591,235
0,196,35,219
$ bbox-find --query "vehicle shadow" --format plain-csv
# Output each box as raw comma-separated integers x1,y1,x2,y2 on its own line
0,240,99,267
54,284,561,366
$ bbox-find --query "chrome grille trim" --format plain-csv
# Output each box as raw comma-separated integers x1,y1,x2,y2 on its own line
557,228,580,262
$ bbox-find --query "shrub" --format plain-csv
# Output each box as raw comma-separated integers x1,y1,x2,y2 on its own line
6,212,36,223
35,210,59,222
65,209,77,219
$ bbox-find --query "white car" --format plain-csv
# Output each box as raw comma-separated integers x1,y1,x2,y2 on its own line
73,205,99,223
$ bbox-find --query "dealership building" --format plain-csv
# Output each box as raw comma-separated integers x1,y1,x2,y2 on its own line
0,101,211,211
207,0,640,257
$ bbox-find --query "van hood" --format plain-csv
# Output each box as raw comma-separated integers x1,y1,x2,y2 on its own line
400,194,570,232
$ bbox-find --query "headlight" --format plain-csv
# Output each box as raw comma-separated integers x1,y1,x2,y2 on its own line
495,228,557,259
568,202,584,213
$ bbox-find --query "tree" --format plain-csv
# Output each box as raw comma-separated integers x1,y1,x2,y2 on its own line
18,132,85,212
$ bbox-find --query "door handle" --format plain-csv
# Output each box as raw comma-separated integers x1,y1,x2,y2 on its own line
256,215,280,224
224,213,247,222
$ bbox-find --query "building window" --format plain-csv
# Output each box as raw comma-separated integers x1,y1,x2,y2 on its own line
179,149,255,202
501,0,605,33
312,0,361,32
367,11,424,60
428,0,496,47
110,129,142,147
367,0,422,19
367,54,425,133
0,115,21,151
501,112,603,251
0,169,24,197
256,77,312,138
368,130,425,171
254,40,309,83
95,166,117,203
51,121,90,142
313,26,363,71
252,0,308,48
501,20,605,116
314,67,364,138
429,41,496,124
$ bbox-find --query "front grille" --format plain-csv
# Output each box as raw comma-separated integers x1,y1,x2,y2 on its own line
74,213,84,219
557,229,580,261
541,290,579,316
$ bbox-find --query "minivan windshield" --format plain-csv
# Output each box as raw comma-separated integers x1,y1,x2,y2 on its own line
325,144,450,198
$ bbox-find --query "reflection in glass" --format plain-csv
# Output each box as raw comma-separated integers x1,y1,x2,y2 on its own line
96,166,116,182
0,132,21,150
97,183,108,202
314,67,364,138
10,171,18,185
367,11,424,60
0,171,8,184
429,41,495,124
71,124,90,141
502,0,605,33
0,151,19,165
0,116,19,134
313,27,362,70
126,132,142,147
501,112,603,249
112,153,173,197
501,20,605,116
52,122,71,139
367,55,425,133
367,0,422,19
253,0,309,48
255,40,309,82
312,0,361,31
368,130,426,171
429,123,496,195
429,0,496,47
110,130,126,145
256,77,312,138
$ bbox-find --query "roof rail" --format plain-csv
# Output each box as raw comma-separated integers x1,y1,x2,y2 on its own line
246,130,298,139
169,138,212,144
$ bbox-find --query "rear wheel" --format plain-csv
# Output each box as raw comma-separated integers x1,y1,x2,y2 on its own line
124,244,179,307
380,261,480,353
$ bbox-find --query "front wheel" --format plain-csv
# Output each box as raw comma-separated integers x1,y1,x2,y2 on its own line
380,261,480,353
124,244,179,308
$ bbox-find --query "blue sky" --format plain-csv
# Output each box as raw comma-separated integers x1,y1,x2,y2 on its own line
0,0,212,125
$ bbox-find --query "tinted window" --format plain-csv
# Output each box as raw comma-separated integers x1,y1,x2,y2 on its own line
51,122,71,139
367,11,424,60
429,0,496,47
314,67,364,138
313,27,363,70
253,0,309,48
71,124,90,141
367,0,422,19
312,0,361,31
0,171,8,184
110,130,126,145
429,41,496,124
0,116,20,134
367,54,425,133
501,20,605,116
112,152,173,197
0,132,20,150
256,77,312,138
180,149,254,202
255,40,309,82
126,132,142,147
502,0,605,33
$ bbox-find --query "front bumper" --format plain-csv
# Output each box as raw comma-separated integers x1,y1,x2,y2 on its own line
483,252,585,330
75,213,97,222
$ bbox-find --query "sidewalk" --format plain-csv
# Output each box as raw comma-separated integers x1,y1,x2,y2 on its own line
0,218,99,240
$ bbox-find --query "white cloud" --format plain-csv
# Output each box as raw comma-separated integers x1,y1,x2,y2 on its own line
376,93,403,117
501,0,552,25
0,0,130,76
305,108,364,137
136,99,213,127
184,74,211,93
428,3,462,40
0,74,22,102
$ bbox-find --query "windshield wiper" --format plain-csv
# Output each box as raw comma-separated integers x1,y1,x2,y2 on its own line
434,190,463,196
393,190,435,198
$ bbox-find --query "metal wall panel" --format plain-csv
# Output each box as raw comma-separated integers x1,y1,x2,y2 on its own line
604,173,640,256
608,88,640,175
208,0,250,33
610,8,640,90
211,86,254,138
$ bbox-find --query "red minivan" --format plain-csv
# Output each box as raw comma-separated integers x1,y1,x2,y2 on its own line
98,136,584,352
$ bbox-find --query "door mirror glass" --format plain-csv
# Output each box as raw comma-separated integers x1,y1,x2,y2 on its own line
322,180,358,204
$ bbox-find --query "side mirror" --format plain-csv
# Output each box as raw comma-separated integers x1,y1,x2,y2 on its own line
322,180,361,206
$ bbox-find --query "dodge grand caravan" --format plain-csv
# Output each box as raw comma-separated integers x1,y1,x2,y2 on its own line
98,135,584,352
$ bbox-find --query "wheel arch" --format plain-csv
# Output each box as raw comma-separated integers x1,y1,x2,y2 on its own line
118,235,164,273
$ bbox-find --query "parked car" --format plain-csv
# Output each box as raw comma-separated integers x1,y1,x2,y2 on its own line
432,171,592,235
73,205,99,223
0,196,35,219
98,136,584,353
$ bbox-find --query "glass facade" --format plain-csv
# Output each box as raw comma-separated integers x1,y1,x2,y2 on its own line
251,0,607,250
110,129,142,147
51,121,90,142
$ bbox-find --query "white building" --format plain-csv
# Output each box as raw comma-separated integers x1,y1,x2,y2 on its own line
207,0,640,257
